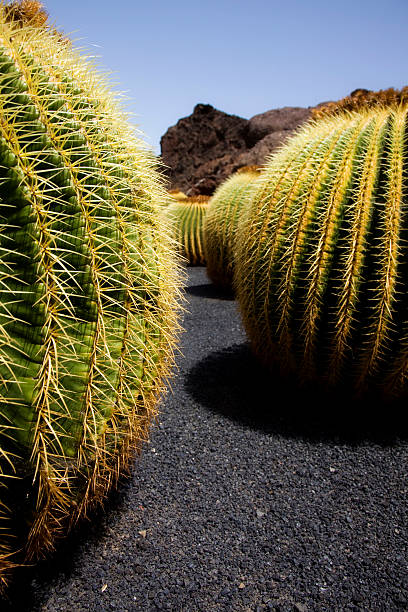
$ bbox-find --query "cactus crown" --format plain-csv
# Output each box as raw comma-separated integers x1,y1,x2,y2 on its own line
312,86,408,119
4,0,48,27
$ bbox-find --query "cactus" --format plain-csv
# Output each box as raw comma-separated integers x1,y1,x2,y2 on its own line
164,195,209,265
0,1,181,586
204,166,261,289
235,103,408,398
168,189,188,202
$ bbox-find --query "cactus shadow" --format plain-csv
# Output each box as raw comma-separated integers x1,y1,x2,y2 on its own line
1,476,134,611
185,343,408,445
185,283,235,301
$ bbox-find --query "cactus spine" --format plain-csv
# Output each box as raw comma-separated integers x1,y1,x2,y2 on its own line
0,2,181,585
204,166,261,289
235,105,408,397
164,195,209,265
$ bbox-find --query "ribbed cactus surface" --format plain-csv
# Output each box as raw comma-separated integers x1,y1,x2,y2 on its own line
204,166,261,289
235,105,408,397
164,195,209,265
0,3,181,585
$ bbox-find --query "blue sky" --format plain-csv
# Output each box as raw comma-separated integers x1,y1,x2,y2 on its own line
44,0,408,153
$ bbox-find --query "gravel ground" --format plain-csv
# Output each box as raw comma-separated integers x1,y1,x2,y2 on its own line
3,266,408,611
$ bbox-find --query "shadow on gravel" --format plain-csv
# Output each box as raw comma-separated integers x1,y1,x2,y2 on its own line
185,283,235,301
186,342,408,445
2,477,134,612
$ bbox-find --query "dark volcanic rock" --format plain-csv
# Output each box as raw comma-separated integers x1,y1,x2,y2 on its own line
160,103,313,195
244,106,312,147
160,103,248,195
235,130,294,168
161,90,391,195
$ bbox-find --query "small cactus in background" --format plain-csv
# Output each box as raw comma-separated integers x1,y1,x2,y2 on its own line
0,1,181,586
168,189,188,202
204,166,261,289
164,195,210,265
235,103,408,398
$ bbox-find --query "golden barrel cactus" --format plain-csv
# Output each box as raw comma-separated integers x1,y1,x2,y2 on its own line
235,103,408,398
204,166,261,289
0,1,181,586
164,195,209,265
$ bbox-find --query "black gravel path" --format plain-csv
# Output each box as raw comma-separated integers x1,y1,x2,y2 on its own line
4,266,408,611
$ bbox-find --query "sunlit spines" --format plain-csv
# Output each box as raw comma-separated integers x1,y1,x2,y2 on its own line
0,1,182,587
300,113,373,379
273,123,354,367
235,115,351,365
355,107,407,388
235,103,408,398
327,109,389,384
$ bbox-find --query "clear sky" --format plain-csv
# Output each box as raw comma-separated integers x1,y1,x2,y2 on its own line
44,0,408,153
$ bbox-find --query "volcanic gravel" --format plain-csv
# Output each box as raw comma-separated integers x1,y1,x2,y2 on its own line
4,266,408,611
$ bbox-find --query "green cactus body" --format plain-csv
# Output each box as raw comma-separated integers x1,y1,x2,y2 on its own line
235,105,408,397
164,195,209,265
0,6,181,584
204,166,261,289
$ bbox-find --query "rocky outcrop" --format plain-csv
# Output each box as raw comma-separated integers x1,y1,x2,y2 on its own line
235,106,313,170
161,88,401,195
244,107,312,147
160,103,313,195
160,104,248,195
